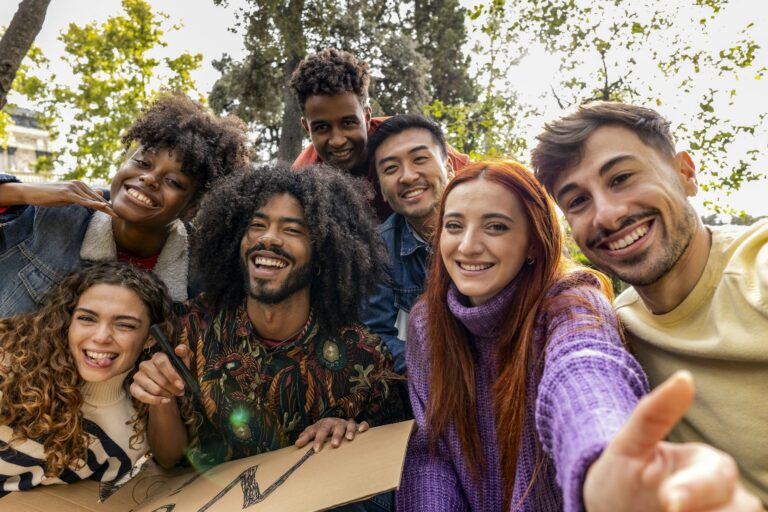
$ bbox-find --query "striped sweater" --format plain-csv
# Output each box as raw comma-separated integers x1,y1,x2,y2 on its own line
0,371,146,492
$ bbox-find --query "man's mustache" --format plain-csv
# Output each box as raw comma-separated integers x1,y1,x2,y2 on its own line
244,243,296,264
587,209,659,248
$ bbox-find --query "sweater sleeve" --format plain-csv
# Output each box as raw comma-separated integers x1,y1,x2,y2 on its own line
0,173,24,220
396,302,470,512
534,276,649,512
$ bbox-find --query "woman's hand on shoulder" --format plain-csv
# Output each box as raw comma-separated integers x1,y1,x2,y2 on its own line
583,371,762,511
3,181,116,216
130,345,192,406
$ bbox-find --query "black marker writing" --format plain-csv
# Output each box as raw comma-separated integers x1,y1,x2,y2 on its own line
197,448,315,511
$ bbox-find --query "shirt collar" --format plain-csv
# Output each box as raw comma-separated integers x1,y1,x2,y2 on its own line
235,300,315,347
399,215,430,257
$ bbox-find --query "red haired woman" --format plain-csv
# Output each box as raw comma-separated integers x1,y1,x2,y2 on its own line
397,161,758,511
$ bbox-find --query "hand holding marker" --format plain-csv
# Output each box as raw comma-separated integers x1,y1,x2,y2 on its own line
149,324,202,401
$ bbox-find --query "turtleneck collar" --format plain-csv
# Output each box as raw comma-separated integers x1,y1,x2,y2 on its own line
447,277,520,341
81,370,131,407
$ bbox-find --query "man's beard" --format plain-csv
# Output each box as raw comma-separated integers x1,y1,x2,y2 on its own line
587,204,698,287
241,253,313,305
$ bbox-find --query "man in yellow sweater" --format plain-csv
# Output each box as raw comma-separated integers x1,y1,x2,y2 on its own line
531,101,768,507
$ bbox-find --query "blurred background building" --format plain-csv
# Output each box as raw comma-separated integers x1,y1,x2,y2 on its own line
1,107,54,183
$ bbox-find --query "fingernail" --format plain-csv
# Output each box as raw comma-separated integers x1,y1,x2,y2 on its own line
176,380,183,388
314,443,320,453
346,432,354,440
332,440,339,447
162,397,170,404
667,488,687,512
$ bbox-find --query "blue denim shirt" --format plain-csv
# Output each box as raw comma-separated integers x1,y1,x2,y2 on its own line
360,213,430,374
0,173,94,317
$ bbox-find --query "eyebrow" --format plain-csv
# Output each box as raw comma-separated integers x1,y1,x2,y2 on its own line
555,154,637,204
74,307,142,322
310,115,358,125
251,212,308,227
376,145,430,168
443,212,515,223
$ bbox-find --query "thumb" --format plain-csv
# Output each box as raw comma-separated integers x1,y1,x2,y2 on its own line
175,344,192,369
608,370,695,459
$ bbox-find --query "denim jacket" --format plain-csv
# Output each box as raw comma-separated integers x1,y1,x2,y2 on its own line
0,173,94,317
0,173,190,317
360,213,430,374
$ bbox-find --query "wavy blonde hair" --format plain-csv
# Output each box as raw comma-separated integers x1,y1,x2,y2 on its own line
0,261,183,477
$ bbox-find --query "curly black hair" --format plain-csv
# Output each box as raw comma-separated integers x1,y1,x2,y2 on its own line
122,92,253,212
191,163,384,334
289,48,370,111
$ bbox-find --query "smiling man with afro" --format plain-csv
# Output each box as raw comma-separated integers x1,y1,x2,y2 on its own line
132,163,405,512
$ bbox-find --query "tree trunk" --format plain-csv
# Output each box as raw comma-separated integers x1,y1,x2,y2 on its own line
277,58,303,162
275,0,305,163
0,0,52,110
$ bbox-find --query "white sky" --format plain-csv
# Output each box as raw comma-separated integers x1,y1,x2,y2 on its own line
2,0,766,216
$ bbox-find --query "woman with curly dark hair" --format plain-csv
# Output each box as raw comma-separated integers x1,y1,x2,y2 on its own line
0,261,187,492
0,91,252,317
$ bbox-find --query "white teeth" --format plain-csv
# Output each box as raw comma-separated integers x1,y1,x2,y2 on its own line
459,262,493,271
253,257,287,268
127,188,157,207
403,188,427,198
85,350,117,360
607,224,649,251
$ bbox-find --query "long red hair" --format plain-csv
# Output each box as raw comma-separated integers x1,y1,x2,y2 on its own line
424,160,611,505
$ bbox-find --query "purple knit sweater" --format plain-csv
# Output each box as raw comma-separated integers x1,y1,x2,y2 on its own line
397,273,648,511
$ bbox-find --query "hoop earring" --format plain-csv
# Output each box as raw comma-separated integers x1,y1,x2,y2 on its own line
526,256,535,265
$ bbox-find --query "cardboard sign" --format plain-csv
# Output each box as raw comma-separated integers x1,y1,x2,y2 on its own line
1,420,414,512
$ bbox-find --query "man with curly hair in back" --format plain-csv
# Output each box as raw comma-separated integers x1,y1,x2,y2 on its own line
131,163,404,512
290,48,469,221
0,92,252,316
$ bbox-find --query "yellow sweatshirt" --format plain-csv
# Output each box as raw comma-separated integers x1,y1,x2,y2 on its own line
615,220,768,505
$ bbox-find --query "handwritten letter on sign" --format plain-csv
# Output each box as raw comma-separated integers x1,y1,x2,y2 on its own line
122,420,414,512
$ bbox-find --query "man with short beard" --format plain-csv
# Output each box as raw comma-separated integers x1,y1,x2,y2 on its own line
131,163,403,511
532,101,768,506
290,48,469,222
360,115,455,374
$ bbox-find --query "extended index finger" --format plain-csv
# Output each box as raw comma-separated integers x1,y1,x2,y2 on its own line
609,370,695,459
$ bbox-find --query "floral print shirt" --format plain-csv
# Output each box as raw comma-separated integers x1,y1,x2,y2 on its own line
177,295,404,465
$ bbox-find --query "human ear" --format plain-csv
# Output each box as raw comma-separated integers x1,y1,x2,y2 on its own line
363,105,372,126
676,151,698,196
445,160,455,180
144,334,157,350
300,117,310,135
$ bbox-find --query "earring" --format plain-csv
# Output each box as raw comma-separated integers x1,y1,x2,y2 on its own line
526,256,535,265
